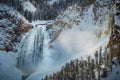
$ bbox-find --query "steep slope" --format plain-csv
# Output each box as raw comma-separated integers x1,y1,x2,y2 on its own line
1,0,81,21
0,4,32,52
17,21,51,76
0,4,33,80
0,0,118,80
47,0,114,60
26,0,116,80
41,2,120,79
109,0,120,59
21,0,37,13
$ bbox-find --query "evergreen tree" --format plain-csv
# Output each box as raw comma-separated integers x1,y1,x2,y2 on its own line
95,51,99,67
99,46,102,65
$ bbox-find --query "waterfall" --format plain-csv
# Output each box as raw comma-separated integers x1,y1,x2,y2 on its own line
17,22,50,75
32,27,44,63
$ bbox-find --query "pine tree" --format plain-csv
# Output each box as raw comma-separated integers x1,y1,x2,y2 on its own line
95,51,98,67
99,46,102,65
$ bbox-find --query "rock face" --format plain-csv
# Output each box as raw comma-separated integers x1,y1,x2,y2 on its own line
0,4,32,52
17,20,33,36
46,0,114,44
109,0,120,58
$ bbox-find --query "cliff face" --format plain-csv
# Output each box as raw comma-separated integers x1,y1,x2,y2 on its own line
109,1,120,59
45,0,114,59
0,0,81,21
41,1,120,80
0,4,32,52
0,0,120,80
47,0,114,42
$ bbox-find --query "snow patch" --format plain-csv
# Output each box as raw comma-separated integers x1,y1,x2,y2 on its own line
0,51,22,80
22,0,36,13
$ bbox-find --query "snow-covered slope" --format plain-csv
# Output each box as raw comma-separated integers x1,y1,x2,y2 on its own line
101,66,120,80
0,4,20,51
0,51,22,80
47,0,114,59
0,4,32,52
25,0,115,80
0,4,33,80
47,0,58,5
21,0,37,13
0,0,118,80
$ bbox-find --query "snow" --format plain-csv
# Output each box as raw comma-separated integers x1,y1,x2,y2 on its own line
22,0,36,13
115,15,120,26
18,12,29,23
31,20,54,27
0,51,22,80
101,66,120,80
0,0,118,80
0,4,18,49
51,4,111,60
0,4,30,51
47,0,58,5
101,64,106,68
0,4,31,80
25,1,113,79
0,51,16,66
94,57,120,80
113,44,118,49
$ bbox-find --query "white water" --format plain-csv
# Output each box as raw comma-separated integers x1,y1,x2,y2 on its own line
17,21,51,75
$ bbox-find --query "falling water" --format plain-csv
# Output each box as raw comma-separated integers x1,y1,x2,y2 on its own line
17,22,50,75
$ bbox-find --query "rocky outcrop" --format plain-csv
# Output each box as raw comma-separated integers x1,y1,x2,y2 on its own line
17,20,33,37
109,0,120,59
